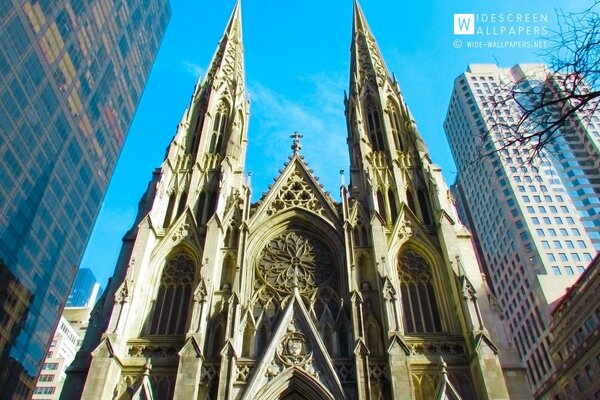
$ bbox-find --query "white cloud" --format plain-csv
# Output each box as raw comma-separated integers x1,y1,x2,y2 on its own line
181,60,205,79
246,71,349,201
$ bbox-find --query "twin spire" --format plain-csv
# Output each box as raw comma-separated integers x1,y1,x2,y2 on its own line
200,0,398,151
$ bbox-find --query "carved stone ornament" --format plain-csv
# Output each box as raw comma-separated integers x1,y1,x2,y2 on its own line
267,171,324,216
171,221,194,242
266,319,319,380
256,231,334,299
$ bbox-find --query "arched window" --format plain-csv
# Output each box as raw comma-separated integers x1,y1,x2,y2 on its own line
388,188,398,223
163,192,176,227
387,99,405,152
149,253,195,335
398,251,442,334
209,102,229,154
417,189,432,225
176,190,188,219
365,101,385,151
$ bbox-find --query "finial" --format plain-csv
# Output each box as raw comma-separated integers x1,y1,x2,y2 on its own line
290,131,303,154
340,169,345,187
439,356,447,375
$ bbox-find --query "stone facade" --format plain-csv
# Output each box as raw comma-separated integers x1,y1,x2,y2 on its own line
535,253,600,399
62,2,529,399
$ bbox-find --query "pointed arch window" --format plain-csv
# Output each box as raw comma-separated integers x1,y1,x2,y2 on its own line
209,102,229,154
163,192,177,227
387,99,405,152
365,100,385,151
398,251,442,334
149,253,195,335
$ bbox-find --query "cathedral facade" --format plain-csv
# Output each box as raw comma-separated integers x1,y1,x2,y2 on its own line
62,2,531,399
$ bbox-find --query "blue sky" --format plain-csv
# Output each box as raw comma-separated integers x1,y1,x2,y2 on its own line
82,0,590,287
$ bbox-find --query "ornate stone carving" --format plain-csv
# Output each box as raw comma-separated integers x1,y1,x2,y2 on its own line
397,252,432,284
161,253,195,286
408,342,466,357
368,360,388,381
334,361,355,383
256,231,334,300
265,319,320,380
235,361,256,383
267,171,324,216
171,221,194,242
200,362,220,384
115,279,131,304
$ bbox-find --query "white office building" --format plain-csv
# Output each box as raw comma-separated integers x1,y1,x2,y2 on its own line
444,64,600,392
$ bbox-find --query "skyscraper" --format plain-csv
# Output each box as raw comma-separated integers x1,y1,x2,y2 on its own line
63,3,529,399
66,268,101,308
444,64,600,391
0,0,170,397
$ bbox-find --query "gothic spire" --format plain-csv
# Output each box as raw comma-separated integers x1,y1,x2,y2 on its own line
200,0,245,96
350,0,389,89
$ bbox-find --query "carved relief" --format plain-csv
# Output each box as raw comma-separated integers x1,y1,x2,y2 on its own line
266,319,320,380
267,171,324,216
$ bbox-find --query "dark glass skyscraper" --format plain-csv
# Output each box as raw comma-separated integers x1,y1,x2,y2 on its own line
66,268,100,308
0,0,170,397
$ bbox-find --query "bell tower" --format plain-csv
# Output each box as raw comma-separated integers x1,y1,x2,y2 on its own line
342,1,527,399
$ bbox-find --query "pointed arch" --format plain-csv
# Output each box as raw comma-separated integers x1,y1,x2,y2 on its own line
397,250,442,334
209,100,229,154
219,252,236,291
417,188,432,225
163,191,177,227
387,97,405,152
363,97,385,151
388,187,398,223
252,367,336,400
148,252,195,335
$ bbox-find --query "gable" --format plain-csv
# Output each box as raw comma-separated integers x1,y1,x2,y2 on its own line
250,155,341,227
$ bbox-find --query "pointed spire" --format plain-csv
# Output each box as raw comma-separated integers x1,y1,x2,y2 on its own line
352,0,370,35
350,0,389,88
201,0,245,93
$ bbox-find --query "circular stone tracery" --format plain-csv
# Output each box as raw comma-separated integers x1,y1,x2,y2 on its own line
257,231,334,298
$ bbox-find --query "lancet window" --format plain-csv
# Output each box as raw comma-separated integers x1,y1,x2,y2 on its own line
388,98,405,152
149,253,195,335
365,100,385,151
209,101,229,154
397,251,442,333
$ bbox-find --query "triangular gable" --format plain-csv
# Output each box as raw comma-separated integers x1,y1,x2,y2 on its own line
240,289,348,400
251,154,340,226
150,208,202,259
389,204,438,249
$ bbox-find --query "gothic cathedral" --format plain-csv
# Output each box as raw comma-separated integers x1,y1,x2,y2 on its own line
63,2,531,399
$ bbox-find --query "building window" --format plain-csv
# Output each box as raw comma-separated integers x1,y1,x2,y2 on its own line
33,387,56,395
42,363,58,370
565,266,574,275
585,364,595,380
574,374,585,392
397,251,442,334
552,266,561,275
149,253,195,335
38,374,54,382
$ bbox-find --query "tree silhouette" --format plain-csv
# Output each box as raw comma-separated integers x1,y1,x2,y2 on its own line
480,3,600,163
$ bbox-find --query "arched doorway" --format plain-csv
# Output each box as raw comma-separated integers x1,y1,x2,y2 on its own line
253,367,335,400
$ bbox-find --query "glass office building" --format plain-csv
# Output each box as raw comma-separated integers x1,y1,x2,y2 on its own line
66,268,100,308
0,0,170,397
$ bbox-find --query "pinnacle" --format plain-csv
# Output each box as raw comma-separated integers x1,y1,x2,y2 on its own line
352,0,370,35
